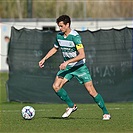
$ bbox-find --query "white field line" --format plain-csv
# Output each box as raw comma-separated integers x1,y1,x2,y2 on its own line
0,108,123,113
0,109,53,113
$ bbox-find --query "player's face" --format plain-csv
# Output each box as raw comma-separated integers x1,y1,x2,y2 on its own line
58,21,69,33
5,38,10,43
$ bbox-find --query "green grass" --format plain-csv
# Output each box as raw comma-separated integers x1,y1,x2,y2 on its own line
0,72,133,133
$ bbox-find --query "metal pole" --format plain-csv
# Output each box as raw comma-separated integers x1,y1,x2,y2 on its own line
27,0,32,18
83,0,87,20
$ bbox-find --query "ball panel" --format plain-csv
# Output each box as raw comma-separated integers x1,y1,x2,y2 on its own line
21,106,35,120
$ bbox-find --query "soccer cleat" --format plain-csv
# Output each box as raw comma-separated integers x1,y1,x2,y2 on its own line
103,114,111,120
62,105,77,118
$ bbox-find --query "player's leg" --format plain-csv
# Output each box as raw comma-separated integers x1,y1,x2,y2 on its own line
74,65,110,120
53,76,74,108
53,76,77,118
84,81,111,120
84,81,108,113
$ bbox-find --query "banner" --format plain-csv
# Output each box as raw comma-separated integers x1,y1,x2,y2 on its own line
7,27,132,103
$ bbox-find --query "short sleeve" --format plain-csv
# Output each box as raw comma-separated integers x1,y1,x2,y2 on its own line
73,35,82,45
54,36,59,48
73,35,84,50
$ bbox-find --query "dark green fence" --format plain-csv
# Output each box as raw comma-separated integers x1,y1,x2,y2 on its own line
7,27,132,103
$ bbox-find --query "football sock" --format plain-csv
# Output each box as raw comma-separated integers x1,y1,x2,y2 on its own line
93,94,109,114
56,88,74,108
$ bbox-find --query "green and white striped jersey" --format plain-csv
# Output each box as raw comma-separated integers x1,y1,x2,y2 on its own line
54,30,85,67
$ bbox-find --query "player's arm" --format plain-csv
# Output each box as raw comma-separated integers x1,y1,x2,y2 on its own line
67,46,85,63
59,44,85,70
39,47,58,68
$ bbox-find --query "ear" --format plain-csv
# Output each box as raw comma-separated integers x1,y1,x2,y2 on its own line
66,23,70,28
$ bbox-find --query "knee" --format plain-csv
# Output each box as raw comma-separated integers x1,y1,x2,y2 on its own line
52,83,60,92
89,90,97,97
88,85,95,96
85,83,97,97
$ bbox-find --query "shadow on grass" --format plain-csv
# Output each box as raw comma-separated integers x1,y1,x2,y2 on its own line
43,116,100,120
45,116,75,119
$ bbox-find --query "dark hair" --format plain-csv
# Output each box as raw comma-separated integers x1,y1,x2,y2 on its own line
5,36,10,39
56,15,71,26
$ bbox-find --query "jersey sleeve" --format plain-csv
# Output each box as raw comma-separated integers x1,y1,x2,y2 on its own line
73,35,84,50
54,35,59,48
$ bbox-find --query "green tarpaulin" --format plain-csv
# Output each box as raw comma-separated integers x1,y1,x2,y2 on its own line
6,27,132,103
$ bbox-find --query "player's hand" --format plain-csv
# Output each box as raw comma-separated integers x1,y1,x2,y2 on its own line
39,58,46,68
59,61,68,70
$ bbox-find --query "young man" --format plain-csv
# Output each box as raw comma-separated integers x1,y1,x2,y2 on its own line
39,15,111,120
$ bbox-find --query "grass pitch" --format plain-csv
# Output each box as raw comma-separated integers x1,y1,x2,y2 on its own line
0,72,133,133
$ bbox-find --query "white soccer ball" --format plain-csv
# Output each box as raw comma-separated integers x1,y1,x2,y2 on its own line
21,106,35,120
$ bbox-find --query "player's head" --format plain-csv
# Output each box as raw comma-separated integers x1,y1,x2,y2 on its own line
56,15,71,26
56,15,71,33
4,36,10,43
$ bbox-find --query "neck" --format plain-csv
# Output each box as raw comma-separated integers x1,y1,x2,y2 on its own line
64,28,71,37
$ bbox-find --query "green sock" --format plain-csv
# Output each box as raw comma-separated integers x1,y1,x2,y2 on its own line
93,94,109,114
56,88,74,108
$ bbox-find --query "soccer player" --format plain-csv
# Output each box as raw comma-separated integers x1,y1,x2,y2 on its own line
39,15,111,120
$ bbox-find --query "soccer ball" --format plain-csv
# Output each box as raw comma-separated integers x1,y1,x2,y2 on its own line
21,106,35,120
